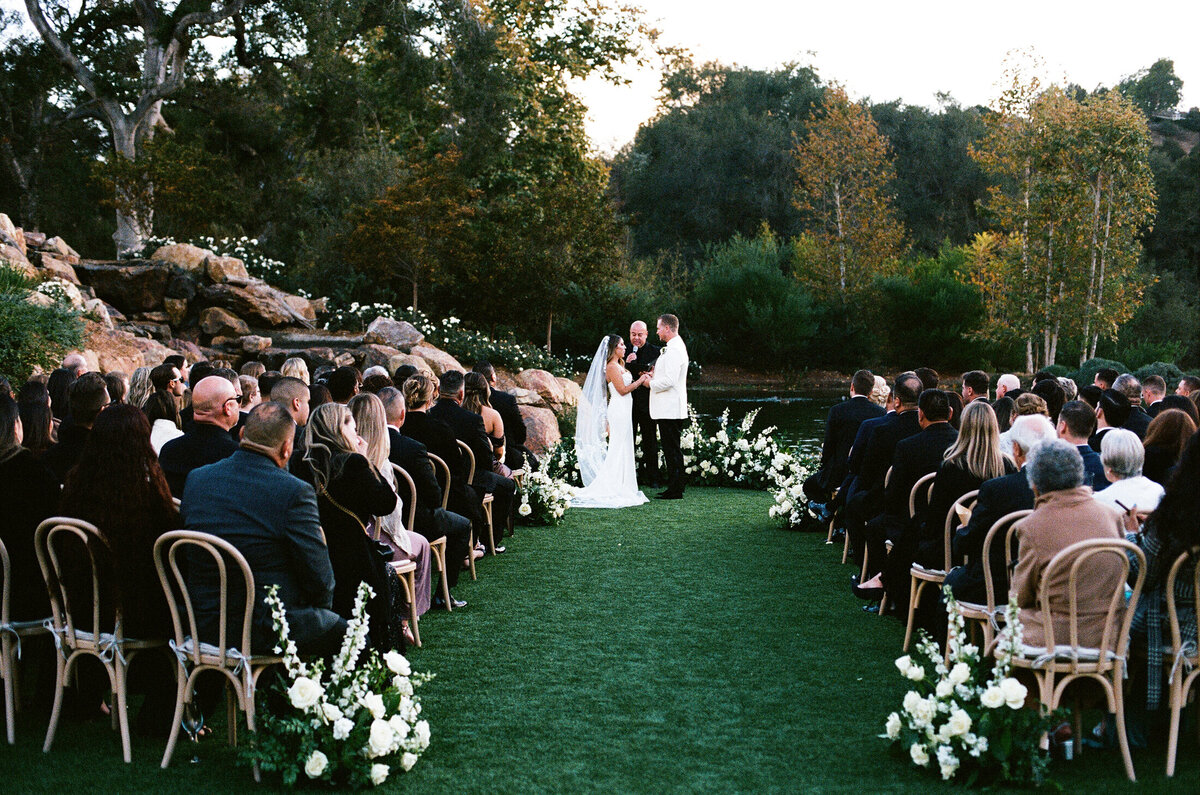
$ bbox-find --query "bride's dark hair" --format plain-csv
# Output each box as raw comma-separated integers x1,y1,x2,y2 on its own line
604,334,623,364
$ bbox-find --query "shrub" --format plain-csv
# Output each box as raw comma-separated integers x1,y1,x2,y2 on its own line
1072,357,1128,388
1041,364,1071,379
1135,361,1185,384
0,267,85,382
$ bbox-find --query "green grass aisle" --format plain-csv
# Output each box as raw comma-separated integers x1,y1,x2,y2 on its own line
3,487,1198,792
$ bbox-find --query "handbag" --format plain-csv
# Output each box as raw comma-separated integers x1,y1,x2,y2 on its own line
318,483,395,562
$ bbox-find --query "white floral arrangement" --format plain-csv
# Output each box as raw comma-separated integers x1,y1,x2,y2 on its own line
682,407,807,492
516,462,575,526
542,439,582,487
882,588,1057,786
240,582,434,787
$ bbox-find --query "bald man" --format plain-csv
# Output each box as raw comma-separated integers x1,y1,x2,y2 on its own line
62,352,88,378
626,320,661,486
158,375,241,496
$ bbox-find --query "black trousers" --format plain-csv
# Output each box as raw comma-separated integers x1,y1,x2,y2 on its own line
657,418,685,495
633,406,660,483
475,470,516,546
416,507,472,589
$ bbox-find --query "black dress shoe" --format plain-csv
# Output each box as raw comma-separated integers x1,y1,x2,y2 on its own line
852,583,885,600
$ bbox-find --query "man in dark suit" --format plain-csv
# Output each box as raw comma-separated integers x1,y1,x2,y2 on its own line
159,376,241,497
1142,375,1167,418
180,402,345,656
805,369,884,504
179,360,216,431
1057,400,1107,491
945,414,1055,604
473,361,532,471
625,320,661,486
44,372,109,483
961,369,990,404
429,370,516,553
271,376,311,470
1113,374,1151,438
1089,388,1131,452
380,387,471,604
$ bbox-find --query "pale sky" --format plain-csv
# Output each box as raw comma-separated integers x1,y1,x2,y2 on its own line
576,0,1200,154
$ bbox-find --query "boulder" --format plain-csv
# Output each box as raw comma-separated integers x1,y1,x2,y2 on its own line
518,406,561,455
200,306,250,337
387,354,434,379
166,339,205,362
1,244,35,277
516,368,564,405
241,335,272,353
206,255,250,284
38,254,80,284
209,336,239,349
83,298,115,329
270,330,363,348
44,236,79,264
166,271,199,300
23,230,46,248
555,377,582,409
150,243,213,274
511,387,547,408
83,320,146,375
283,295,318,322
122,321,172,342
198,283,293,327
364,317,424,352
356,343,401,370
494,368,519,391
39,278,86,310
130,336,174,367
74,260,169,314
163,297,188,326
135,311,170,323
410,344,464,377
24,290,54,308
0,213,25,254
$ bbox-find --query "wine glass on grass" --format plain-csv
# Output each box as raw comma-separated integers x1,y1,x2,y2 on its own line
181,702,204,763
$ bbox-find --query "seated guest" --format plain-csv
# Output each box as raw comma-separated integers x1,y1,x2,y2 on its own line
349,392,432,642
60,403,180,732
947,415,1056,604
805,369,883,506
211,367,247,440
1127,432,1200,714
1094,429,1165,514
464,372,514,477
392,364,418,386
1011,439,1126,649
182,402,345,656
945,390,964,431
103,372,128,405
363,366,389,380
149,362,186,402
145,390,184,454
1031,378,1065,425
17,380,56,457
297,403,402,651
280,357,310,385
992,396,1015,434
0,395,61,620
239,376,261,413
430,370,517,553
869,375,889,407
127,366,153,410
1142,375,1168,417
62,352,88,378
158,375,240,496
1094,367,1120,390
915,367,939,393
361,372,394,394
1114,373,1151,438
257,370,283,398
996,373,1021,399
178,360,215,430
473,360,532,471
1078,384,1102,410
162,354,190,385
1057,377,1077,402
312,365,335,385
961,370,990,404
271,376,311,469
1056,400,1107,491
46,367,75,422
240,361,266,379
309,382,333,409
1142,409,1196,486
380,387,471,607
326,366,362,404
43,372,109,483
1159,394,1199,424
998,393,1048,458
1090,388,1131,452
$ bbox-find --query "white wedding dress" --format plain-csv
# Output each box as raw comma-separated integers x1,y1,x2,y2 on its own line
571,371,649,508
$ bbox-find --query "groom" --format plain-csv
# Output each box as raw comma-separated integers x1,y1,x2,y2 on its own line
648,313,689,499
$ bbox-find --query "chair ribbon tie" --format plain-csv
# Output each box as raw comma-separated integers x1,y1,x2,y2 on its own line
1168,643,1197,686
42,618,67,659
169,636,248,675
0,623,22,660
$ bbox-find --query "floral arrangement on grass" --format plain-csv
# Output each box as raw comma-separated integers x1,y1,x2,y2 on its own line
542,439,583,488
882,588,1057,787
240,582,433,788
682,407,806,491
516,461,575,526
766,452,822,528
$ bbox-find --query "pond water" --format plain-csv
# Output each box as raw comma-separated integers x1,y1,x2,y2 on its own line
688,386,845,458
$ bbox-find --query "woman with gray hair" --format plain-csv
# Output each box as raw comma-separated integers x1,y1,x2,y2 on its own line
127,365,153,409
1010,439,1127,649
1093,428,1165,514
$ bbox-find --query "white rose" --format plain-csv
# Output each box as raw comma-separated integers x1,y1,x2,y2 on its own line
363,693,387,720
370,763,389,785
332,717,354,740
389,715,411,739
910,743,930,767
518,502,532,517
885,712,902,739
384,651,411,676
946,709,972,737
393,676,414,696
413,719,431,749
895,655,913,675
368,719,395,757
1000,677,1028,709
400,751,419,771
287,676,324,710
935,679,953,698
902,690,922,715
947,662,971,687
304,749,329,778
906,665,925,682
980,687,1005,709
322,702,343,722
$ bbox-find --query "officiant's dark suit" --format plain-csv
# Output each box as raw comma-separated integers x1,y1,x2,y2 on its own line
626,340,661,485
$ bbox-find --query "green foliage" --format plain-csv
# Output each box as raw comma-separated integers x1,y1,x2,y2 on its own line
1073,357,1129,387
1118,58,1184,117
1134,361,1185,384
1041,364,1072,379
0,266,84,382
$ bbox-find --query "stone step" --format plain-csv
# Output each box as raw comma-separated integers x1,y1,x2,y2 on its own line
266,330,364,348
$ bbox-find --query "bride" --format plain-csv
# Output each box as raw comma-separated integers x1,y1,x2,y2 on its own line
571,334,650,508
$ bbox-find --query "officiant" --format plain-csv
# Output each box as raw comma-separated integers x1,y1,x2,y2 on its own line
627,320,661,487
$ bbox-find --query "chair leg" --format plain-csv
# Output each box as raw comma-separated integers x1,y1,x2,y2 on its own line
42,651,67,753
430,538,451,611
160,669,190,769
3,637,15,744
114,661,132,764
482,501,496,556
227,682,238,746
878,593,888,618
903,580,924,652
467,527,477,581
841,526,851,564
1113,669,1137,782
1167,680,1182,777
397,569,420,648
245,679,260,784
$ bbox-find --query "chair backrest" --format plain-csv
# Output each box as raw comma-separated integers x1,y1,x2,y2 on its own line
1166,545,1200,663
456,439,476,484
0,536,10,626
426,453,452,510
154,530,257,664
941,490,979,571
884,465,893,489
34,517,114,645
909,472,937,519
1037,537,1146,669
391,463,418,534
980,509,1034,611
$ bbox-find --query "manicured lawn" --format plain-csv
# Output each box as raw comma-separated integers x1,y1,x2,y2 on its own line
3,487,1198,792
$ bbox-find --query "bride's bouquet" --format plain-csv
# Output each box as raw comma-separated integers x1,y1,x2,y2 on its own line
240,583,434,788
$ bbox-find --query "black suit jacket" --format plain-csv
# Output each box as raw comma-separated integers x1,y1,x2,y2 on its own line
626,343,660,416
430,398,492,484
400,409,484,531
0,448,61,620
883,422,959,519
43,421,90,484
821,396,885,487
1124,406,1151,439
490,390,526,448
159,422,240,497
388,428,443,536
1146,400,1164,418
947,468,1035,603
857,410,923,504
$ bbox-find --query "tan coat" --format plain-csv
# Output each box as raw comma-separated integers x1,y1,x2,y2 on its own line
1011,486,1125,649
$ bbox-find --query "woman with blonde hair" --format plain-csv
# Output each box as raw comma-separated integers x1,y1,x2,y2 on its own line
281,356,310,385
869,375,889,408
349,393,432,638
463,371,512,477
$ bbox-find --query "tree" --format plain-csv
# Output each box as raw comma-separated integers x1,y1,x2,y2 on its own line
792,85,906,302
23,0,245,254
1118,58,1183,118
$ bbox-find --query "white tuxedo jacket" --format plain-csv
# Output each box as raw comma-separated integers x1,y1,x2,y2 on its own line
649,336,689,420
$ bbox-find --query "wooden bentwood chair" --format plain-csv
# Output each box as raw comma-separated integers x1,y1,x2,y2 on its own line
153,530,283,775
955,509,1033,651
903,490,979,651
1,537,50,744
391,464,452,613
1165,546,1200,777
457,440,497,557
428,452,477,581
